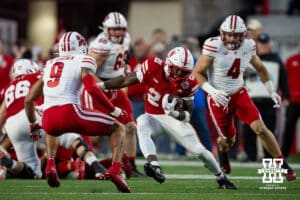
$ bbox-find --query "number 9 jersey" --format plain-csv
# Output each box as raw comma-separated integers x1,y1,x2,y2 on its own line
43,55,97,110
202,36,256,95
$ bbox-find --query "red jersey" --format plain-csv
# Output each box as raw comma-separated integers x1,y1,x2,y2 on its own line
285,53,300,103
0,54,14,91
138,57,198,114
0,72,41,119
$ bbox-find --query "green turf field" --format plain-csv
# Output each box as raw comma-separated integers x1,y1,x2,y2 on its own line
0,161,299,200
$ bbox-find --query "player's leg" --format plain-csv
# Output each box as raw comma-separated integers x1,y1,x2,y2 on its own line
250,119,296,181
136,114,165,183
207,96,236,174
159,116,237,189
112,90,144,177
236,88,296,181
72,105,131,192
60,133,106,179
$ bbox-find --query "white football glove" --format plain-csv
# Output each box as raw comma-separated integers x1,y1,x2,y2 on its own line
202,82,229,107
270,92,281,108
161,94,177,115
264,80,281,109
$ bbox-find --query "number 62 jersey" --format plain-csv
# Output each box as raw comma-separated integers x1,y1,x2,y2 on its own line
202,36,256,95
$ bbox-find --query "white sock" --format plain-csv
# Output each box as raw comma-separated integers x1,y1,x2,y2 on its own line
85,155,98,166
197,149,222,175
150,161,160,166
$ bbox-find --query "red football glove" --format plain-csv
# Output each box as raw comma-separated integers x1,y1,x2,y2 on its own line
29,123,42,141
109,107,129,124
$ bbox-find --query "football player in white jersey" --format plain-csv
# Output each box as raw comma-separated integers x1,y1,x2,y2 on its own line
83,12,142,177
193,15,296,181
24,32,131,192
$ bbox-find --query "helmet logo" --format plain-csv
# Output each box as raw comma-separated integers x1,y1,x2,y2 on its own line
76,35,86,47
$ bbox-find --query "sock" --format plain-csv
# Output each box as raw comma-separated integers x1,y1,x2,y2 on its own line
128,157,137,170
215,172,225,180
197,149,222,175
150,161,159,166
91,161,106,174
85,156,97,166
99,158,112,168
111,162,122,173
57,161,70,175
277,155,292,171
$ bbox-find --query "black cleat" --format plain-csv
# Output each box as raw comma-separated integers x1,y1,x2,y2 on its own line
144,163,165,183
217,176,237,190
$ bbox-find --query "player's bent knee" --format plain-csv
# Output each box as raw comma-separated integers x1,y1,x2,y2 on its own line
125,122,136,136
73,137,91,160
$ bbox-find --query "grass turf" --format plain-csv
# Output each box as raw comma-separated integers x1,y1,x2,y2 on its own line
0,164,299,200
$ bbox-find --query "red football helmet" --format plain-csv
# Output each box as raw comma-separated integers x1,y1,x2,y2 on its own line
102,12,127,44
164,47,194,85
219,15,247,50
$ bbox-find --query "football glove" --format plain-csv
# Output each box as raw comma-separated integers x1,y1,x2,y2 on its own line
30,123,42,141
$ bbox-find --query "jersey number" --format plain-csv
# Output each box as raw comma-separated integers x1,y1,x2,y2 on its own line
47,62,64,87
5,80,31,108
113,51,128,70
147,88,161,107
227,58,240,79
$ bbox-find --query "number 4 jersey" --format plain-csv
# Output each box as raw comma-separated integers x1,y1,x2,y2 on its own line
0,72,42,119
136,57,198,115
202,36,256,94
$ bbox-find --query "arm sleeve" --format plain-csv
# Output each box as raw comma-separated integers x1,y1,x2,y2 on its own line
82,74,115,113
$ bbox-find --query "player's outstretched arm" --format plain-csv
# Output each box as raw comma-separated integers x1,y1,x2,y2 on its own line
24,78,44,124
98,72,140,90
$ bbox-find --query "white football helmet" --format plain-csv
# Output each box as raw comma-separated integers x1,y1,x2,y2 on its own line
10,59,40,79
102,12,127,43
219,15,247,50
164,47,194,85
58,31,88,57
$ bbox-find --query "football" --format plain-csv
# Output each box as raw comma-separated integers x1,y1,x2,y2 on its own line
167,94,184,111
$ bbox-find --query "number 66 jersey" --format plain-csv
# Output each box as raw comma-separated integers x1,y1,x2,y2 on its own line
202,36,256,95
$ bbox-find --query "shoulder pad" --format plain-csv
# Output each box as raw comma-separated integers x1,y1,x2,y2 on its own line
89,33,112,55
202,37,221,57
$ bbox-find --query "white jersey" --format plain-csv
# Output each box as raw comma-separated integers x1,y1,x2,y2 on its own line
202,36,256,94
43,55,96,110
89,32,130,79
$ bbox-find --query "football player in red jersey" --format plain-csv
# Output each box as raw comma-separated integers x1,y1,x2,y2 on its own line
99,47,237,189
193,15,296,181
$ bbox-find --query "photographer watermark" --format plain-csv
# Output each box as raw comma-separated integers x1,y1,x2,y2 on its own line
257,158,287,190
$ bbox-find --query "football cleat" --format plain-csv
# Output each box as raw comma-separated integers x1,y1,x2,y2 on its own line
217,176,237,190
144,163,165,183
286,169,296,181
105,167,131,193
45,159,60,187
75,158,85,180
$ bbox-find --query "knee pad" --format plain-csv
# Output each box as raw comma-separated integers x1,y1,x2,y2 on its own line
73,137,90,160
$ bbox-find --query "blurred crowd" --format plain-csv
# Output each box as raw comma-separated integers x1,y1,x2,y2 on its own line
0,17,299,162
